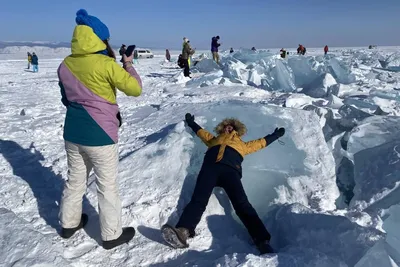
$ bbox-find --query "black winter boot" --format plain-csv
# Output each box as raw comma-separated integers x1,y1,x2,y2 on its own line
161,224,190,249
102,227,136,250
256,240,275,255
60,214,89,238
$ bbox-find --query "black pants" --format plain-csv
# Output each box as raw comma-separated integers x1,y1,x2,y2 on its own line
176,163,271,244
182,59,190,77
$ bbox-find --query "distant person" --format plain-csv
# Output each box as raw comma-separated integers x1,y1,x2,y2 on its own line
182,37,195,78
57,9,142,250
230,48,234,53
31,52,39,72
27,52,32,69
280,48,287,58
119,44,126,63
251,47,256,51
133,49,139,64
297,44,303,54
166,49,171,62
302,46,307,55
211,36,221,64
324,45,329,55
161,114,285,255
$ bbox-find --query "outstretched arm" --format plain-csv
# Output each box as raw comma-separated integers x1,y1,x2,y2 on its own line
243,127,285,156
185,113,215,146
244,138,267,155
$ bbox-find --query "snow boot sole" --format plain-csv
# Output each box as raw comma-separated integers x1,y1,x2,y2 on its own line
161,224,189,249
102,227,136,250
60,213,89,239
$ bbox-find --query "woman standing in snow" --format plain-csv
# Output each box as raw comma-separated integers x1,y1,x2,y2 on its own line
27,52,32,69
31,53,39,72
133,49,139,64
162,114,285,254
119,44,126,63
57,9,142,250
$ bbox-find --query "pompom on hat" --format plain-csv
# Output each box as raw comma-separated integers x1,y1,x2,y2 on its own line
75,9,110,41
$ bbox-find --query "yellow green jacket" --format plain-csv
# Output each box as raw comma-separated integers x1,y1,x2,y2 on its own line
58,25,142,146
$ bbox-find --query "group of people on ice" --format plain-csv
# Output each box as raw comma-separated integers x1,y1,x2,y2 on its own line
55,9,286,255
27,52,39,72
176,35,331,77
177,35,222,78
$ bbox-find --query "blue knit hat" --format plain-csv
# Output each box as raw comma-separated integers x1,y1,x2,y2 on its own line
75,9,110,41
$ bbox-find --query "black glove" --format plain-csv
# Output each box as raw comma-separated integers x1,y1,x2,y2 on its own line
185,113,195,125
264,127,285,145
273,127,285,137
184,113,202,133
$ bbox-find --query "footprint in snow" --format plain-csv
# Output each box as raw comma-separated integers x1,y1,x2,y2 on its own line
63,241,97,259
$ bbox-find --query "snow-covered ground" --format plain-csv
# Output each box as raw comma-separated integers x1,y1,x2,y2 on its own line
1,46,400,267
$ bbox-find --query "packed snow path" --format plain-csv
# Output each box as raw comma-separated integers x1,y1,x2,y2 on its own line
1,47,400,266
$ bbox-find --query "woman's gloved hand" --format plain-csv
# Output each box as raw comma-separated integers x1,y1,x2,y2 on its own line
265,127,285,146
185,113,195,125
273,127,285,137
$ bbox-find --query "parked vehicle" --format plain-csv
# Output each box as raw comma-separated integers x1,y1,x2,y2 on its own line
136,49,154,58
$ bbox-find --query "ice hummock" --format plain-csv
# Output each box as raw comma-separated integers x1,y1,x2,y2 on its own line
191,49,359,95
350,138,400,212
355,204,400,267
347,116,400,156
381,52,400,71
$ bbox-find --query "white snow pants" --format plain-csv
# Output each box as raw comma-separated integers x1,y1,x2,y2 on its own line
59,141,122,241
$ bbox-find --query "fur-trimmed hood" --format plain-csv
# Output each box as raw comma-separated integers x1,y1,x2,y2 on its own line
214,118,247,136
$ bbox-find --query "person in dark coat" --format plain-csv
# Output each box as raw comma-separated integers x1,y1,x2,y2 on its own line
133,50,139,64
182,38,195,77
324,45,329,55
302,46,307,55
119,44,126,63
31,52,39,72
166,49,171,62
280,48,287,58
230,47,234,53
297,44,303,54
211,36,221,63
161,114,285,255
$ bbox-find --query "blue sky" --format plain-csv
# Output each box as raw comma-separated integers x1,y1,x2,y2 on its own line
1,0,400,49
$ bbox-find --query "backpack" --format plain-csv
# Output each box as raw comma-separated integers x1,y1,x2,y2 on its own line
177,54,185,68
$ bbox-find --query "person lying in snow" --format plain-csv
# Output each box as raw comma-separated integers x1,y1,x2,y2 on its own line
162,113,285,254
